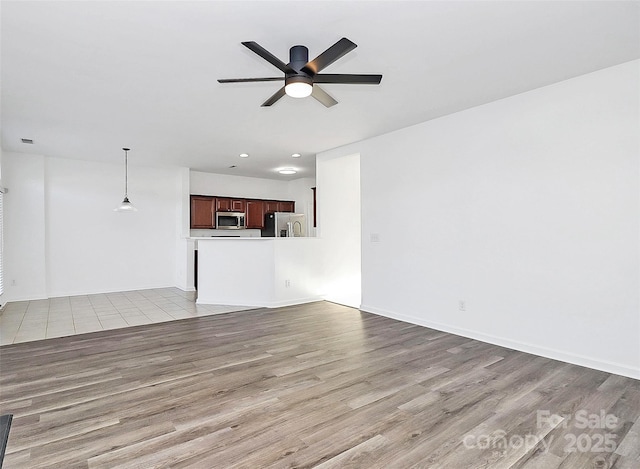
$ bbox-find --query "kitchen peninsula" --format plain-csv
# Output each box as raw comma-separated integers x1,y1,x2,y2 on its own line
194,237,322,308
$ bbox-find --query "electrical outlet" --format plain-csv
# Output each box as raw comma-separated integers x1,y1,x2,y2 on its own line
285,279,291,288
370,233,380,243
458,300,466,311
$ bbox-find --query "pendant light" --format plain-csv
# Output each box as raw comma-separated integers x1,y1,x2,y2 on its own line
114,147,137,212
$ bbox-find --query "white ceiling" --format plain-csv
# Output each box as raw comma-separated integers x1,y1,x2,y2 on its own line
2,1,638,180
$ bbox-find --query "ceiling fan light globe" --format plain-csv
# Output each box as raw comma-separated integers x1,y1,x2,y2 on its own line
285,82,312,98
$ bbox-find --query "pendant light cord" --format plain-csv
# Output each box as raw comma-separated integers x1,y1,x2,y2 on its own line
123,148,129,198
115,147,136,211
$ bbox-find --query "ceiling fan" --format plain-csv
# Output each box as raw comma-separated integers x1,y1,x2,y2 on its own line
218,38,382,107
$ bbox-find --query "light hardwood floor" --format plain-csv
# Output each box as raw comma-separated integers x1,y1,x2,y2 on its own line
0,301,638,468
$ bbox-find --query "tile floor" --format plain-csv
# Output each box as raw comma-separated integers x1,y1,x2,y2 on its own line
0,287,254,345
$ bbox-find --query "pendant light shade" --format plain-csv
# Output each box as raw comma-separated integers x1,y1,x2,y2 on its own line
114,147,137,212
115,196,136,212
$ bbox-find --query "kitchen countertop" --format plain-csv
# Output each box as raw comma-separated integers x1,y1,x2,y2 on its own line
189,236,315,240
189,236,269,240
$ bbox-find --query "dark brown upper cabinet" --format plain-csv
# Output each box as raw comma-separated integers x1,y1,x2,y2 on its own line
190,196,215,229
264,200,280,213
278,201,295,213
245,200,265,229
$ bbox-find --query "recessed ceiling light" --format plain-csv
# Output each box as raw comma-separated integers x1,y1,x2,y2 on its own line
278,168,297,175
21,138,34,144
239,153,249,158
291,153,301,158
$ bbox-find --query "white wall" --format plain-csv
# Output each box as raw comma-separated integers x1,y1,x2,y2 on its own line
273,238,323,306
316,153,361,308
318,60,639,378
2,153,47,301
190,171,292,200
0,144,3,306
2,153,182,302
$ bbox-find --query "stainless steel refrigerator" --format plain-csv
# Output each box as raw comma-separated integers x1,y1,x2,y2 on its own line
262,212,306,237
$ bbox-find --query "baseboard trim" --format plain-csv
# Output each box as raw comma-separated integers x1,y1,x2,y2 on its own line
267,297,324,308
196,296,322,309
321,297,362,309
360,304,640,380
196,297,262,308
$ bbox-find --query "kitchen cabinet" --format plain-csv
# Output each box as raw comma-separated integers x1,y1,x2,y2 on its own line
191,196,215,228
245,200,265,229
216,197,245,212
259,200,295,214
231,199,246,212
215,198,231,212
191,195,295,229
278,201,295,213
264,200,280,213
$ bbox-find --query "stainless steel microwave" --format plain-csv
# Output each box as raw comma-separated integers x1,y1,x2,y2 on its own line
216,211,245,229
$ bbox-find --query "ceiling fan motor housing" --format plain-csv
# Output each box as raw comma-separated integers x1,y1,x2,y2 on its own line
289,45,310,72
286,45,313,87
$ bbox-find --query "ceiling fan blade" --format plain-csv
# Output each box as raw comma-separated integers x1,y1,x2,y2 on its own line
218,77,284,83
311,85,338,108
242,41,294,74
302,38,357,75
261,86,286,107
314,74,383,85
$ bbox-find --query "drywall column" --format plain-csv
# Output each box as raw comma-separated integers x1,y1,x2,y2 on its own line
316,152,361,308
176,167,195,291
